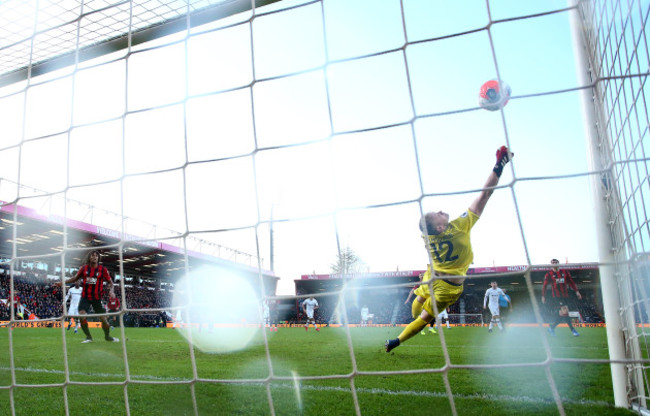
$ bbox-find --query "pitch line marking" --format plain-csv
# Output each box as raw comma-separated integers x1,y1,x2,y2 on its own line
0,366,615,407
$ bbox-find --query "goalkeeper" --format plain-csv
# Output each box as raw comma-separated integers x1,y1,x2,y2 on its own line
386,146,513,352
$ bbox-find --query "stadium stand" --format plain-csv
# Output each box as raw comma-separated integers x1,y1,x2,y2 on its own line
0,200,278,326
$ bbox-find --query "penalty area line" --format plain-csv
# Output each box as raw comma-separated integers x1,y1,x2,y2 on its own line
0,366,187,382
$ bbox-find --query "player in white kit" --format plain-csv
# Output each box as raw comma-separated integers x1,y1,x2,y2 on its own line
360,305,369,327
65,281,83,333
302,297,319,332
437,308,451,330
483,280,510,332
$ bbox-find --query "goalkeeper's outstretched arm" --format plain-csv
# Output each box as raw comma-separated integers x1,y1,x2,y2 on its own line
469,146,513,217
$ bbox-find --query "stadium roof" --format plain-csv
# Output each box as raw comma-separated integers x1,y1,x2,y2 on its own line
0,0,280,87
0,200,276,284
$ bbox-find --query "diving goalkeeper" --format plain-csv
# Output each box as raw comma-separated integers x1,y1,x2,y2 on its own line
386,146,513,352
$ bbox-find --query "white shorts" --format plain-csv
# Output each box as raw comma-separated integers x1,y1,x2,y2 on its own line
306,311,315,319
488,304,500,316
68,305,79,316
437,310,448,319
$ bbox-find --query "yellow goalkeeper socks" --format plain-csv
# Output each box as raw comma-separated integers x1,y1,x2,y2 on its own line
411,299,423,319
398,317,428,343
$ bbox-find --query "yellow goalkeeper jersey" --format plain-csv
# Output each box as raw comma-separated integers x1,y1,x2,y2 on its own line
423,209,479,276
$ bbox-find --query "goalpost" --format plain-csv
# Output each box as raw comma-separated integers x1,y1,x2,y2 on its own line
0,0,649,415
570,0,650,410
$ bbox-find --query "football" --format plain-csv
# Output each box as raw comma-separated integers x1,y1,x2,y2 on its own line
478,79,511,111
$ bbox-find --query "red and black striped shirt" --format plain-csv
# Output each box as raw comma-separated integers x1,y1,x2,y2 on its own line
76,264,112,301
542,269,579,298
107,297,121,311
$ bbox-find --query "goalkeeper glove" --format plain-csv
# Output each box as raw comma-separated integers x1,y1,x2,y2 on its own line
493,145,513,177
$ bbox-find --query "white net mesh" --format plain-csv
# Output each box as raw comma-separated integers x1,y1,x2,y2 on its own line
0,0,649,415
576,0,650,409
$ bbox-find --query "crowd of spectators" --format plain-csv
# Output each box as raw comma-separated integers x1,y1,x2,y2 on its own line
121,285,172,327
0,266,63,320
0,266,173,327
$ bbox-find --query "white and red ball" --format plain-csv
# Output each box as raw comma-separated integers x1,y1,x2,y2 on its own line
479,79,511,111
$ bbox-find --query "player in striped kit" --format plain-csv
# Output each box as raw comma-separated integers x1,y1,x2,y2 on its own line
57,250,119,343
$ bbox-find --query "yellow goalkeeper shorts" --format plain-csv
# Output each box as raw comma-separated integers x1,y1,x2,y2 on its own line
422,280,463,316
414,268,432,299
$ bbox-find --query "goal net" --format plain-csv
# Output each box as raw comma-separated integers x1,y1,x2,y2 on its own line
0,0,648,415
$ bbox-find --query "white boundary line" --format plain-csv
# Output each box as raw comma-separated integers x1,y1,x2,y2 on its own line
0,366,615,408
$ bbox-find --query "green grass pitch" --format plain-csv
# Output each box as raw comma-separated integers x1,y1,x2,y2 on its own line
0,325,636,415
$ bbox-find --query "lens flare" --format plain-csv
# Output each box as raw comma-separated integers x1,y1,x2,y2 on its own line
172,266,261,353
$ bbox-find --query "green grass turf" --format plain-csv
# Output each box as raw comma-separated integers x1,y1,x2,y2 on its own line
0,325,636,415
